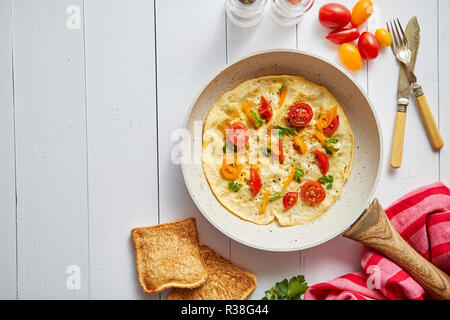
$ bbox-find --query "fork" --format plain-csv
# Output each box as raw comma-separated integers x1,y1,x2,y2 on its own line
387,18,444,151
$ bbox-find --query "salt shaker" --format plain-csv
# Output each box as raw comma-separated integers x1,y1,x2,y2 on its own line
270,0,315,27
226,0,269,28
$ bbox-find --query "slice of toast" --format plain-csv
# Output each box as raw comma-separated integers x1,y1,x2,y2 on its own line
168,245,257,300
131,218,207,294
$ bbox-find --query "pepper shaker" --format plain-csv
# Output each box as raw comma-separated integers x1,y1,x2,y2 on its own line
226,0,269,28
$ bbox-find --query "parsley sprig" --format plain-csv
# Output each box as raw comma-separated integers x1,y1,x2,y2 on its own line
260,146,272,158
262,275,309,300
319,175,334,190
294,168,305,183
324,138,339,155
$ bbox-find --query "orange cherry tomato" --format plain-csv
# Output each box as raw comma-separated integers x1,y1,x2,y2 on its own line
375,28,393,47
351,0,373,26
339,43,363,71
220,159,242,180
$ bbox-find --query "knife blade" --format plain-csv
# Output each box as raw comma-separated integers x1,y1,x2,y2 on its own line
397,16,420,110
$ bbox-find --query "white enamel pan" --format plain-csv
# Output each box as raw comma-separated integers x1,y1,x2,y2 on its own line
181,50,382,252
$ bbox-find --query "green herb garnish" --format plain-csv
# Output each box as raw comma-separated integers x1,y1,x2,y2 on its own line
319,175,334,190
260,146,272,158
250,109,265,128
278,82,287,94
324,138,339,155
294,168,305,183
268,194,284,201
228,181,243,192
262,275,309,300
276,125,298,137
223,142,237,153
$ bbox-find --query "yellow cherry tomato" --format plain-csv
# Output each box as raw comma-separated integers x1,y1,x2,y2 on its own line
375,28,393,47
339,43,363,71
351,0,373,26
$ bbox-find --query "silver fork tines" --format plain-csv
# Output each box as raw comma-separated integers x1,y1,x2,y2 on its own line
387,18,416,83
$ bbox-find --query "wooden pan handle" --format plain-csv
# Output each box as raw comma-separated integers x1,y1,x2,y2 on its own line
390,111,407,168
344,199,450,300
413,86,444,150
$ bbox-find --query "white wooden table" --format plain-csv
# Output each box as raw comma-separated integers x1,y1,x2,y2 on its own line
0,0,448,300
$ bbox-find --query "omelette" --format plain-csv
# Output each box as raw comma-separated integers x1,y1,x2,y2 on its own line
201,75,354,226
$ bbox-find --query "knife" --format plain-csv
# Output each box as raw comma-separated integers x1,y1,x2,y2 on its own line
390,17,421,168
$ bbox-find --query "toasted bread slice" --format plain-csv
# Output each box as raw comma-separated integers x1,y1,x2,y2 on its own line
131,218,207,294
168,245,257,300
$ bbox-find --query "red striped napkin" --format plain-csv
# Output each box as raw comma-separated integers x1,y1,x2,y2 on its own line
304,182,450,300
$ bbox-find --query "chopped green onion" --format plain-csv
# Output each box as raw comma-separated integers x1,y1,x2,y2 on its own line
228,181,243,192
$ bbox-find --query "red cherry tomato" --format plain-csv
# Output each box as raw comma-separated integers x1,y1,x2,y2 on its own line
288,103,313,127
326,27,360,45
248,168,261,197
323,115,340,136
314,149,329,175
283,192,298,210
358,32,380,60
301,181,326,205
258,95,273,122
226,122,249,147
272,139,285,164
318,3,351,29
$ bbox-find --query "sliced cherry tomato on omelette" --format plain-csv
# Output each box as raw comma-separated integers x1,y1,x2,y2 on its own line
351,0,373,26
314,149,329,175
226,122,249,147
358,32,379,60
272,139,285,164
248,168,261,197
317,106,337,133
318,3,351,29
339,43,363,71
220,159,242,180
288,103,313,127
301,181,326,205
326,27,360,45
323,115,340,136
258,96,273,122
283,192,298,210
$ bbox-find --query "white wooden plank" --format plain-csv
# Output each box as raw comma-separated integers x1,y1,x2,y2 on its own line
297,0,368,287
227,2,301,300
369,0,440,206
84,0,159,299
156,0,230,299
439,0,450,185
12,0,89,299
0,0,16,300
227,4,297,62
